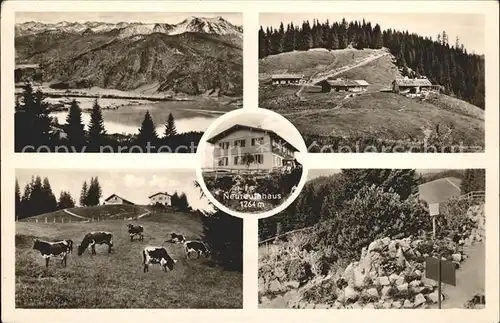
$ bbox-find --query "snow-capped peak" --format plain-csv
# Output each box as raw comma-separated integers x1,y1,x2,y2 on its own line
15,16,242,38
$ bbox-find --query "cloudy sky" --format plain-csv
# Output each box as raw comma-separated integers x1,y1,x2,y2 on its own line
16,169,213,211
201,111,307,167
260,13,485,54
16,12,242,26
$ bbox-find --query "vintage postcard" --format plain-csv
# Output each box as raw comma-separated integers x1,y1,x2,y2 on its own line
1,1,499,323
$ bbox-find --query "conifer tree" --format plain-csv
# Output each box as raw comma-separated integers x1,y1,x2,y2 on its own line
164,113,178,137
137,111,158,147
41,177,58,214
65,99,86,149
88,99,107,151
80,181,88,206
15,179,21,219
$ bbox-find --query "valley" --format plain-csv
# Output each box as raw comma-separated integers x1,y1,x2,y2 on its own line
14,15,243,151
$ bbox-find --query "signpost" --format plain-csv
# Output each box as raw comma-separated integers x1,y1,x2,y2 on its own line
425,256,457,309
429,203,440,239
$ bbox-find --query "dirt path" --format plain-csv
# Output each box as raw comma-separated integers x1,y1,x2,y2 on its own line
297,52,390,96
63,209,90,220
295,52,389,99
431,243,485,309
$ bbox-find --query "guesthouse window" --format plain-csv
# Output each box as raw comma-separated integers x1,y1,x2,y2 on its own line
251,137,264,146
234,139,246,147
218,157,228,166
219,142,229,149
253,154,264,164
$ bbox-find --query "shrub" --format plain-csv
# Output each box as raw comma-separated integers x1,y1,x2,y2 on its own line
440,197,476,241
313,185,431,263
301,280,337,304
309,251,330,277
203,211,243,272
286,259,313,283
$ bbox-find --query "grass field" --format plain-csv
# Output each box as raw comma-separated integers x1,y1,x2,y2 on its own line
15,209,243,308
258,49,485,151
20,204,148,223
259,48,382,80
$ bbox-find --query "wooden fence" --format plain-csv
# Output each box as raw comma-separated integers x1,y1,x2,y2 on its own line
258,224,316,246
17,215,143,223
459,190,485,201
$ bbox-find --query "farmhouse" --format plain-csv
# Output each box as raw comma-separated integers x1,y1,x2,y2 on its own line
317,79,369,93
103,194,135,205
206,124,300,170
148,192,172,206
271,74,305,85
392,78,441,94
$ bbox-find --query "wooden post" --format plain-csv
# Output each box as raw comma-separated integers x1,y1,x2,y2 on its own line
432,216,436,240
53,218,56,223
61,218,64,223
36,218,38,223
438,257,442,309
45,217,47,223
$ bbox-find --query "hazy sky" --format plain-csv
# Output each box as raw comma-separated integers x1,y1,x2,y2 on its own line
16,169,213,211
260,13,485,54
16,12,242,26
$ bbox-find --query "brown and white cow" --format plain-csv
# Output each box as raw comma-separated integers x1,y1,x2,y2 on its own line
183,240,210,259
32,238,73,268
142,246,178,272
127,224,144,241
77,231,113,256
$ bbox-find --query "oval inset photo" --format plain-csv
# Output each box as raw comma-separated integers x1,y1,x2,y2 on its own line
196,108,308,218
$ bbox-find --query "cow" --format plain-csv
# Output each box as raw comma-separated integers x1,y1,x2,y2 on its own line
127,224,144,241
142,246,178,272
166,232,186,244
32,238,73,268
77,231,113,256
183,240,210,259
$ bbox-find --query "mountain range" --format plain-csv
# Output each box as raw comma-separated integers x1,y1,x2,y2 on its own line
16,16,243,38
15,16,243,96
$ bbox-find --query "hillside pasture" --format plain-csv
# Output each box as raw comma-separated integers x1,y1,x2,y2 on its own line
259,48,380,80
334,53,402,90
260,89,485,149
20,204,148,223
258,49,485,152
15,215,242,308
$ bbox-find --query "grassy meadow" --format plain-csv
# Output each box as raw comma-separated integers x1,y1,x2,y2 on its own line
15,209,243,308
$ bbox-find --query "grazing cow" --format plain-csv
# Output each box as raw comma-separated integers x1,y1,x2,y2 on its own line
127,224,144,241
168,232,186,244
142,246,178,272
32,238,73,268
184,240,210,259
77,231,113,256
